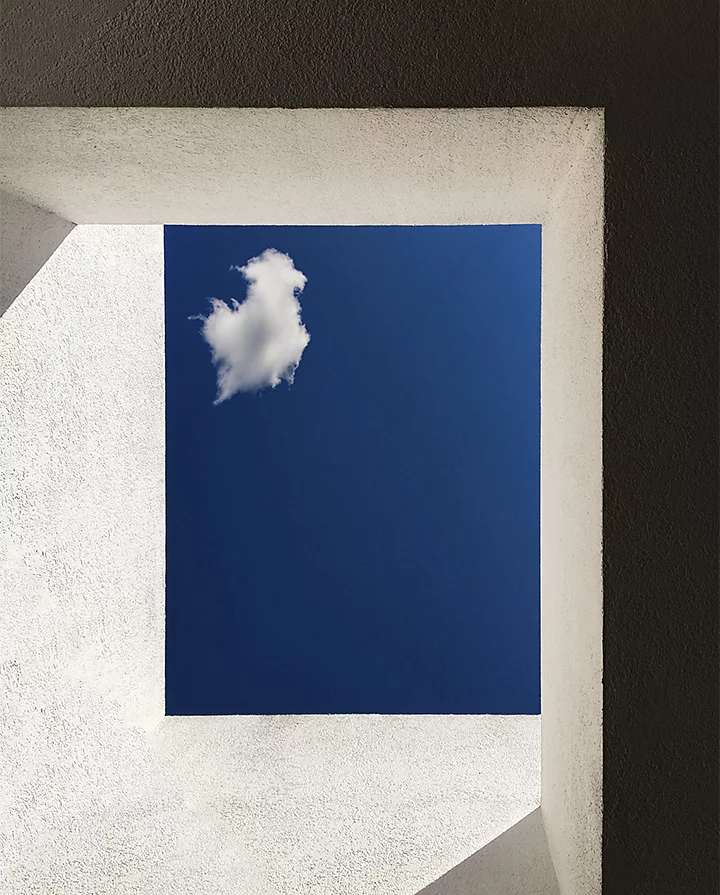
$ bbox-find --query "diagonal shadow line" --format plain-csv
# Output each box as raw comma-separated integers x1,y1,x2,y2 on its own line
0,191,76,317
415,807,559,895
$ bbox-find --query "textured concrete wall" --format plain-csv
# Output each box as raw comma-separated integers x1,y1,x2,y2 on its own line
0,107,588,226
417,808,559,895
0,224,544,895
0,107,604,893
0,105,590,317
1,2,717,891
1,0,134,92
541,114,604,895
0,190,75,316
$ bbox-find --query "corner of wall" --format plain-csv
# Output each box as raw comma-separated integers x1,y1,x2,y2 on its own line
0,190,76,317
540,113,605,894
416,808,560,895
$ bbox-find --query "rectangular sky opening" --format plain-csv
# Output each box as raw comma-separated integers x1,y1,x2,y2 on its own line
164,224,541,715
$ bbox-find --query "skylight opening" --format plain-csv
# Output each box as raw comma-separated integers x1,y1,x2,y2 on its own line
164,223,542,716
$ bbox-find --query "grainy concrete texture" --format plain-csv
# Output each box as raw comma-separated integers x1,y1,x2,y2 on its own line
0,107,604,893
2,1,718,892
418,808,558,895
0,107,588,228
0,223,545,894
0,190,75,316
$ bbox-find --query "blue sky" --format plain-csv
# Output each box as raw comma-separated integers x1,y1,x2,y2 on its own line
164,225,541,715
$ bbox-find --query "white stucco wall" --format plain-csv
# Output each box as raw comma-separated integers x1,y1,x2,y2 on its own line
0,108,604,893
540,115,604,895
0,189,75,315
0,107,589,228
0,224,543,895
418,808,559,895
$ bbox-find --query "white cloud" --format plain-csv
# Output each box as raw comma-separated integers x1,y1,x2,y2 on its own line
191,248,310,404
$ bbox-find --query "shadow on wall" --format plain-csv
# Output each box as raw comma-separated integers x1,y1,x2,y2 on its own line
416,808,559,895
0,191,75,316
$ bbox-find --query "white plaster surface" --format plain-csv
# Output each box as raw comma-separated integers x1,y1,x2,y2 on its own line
417,808,559,894
0,189,75,316
0,224,542,894
0,108,604,893
0,107,590,226
540,114,604,895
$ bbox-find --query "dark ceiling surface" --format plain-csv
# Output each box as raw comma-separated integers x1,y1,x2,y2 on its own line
2,1,718,892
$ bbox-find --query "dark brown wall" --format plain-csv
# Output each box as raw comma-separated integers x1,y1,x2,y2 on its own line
2,2,718,892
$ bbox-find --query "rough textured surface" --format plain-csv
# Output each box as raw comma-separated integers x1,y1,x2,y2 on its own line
1,0,717,880
0,107,604,892
0,109,602,892
152,714,543,895
0,224,544,895
418,808,559,895
540,117,604,895
0,107,589,227
0,226,166,733
0,190,75,316
1,0,134,92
